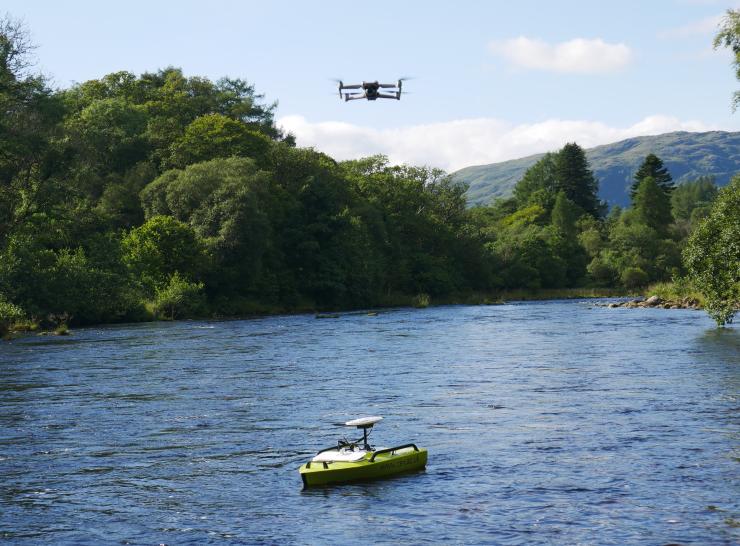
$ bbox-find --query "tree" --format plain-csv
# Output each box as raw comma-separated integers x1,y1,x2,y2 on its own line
0,16,64,234
671,176,718,223
554,143,604,217
632,176,673,236
0,231,140,324
713,9,740,110
621,266,649,289
594,209,681,286
168,113,271,168
61,67,282,171
513,153,558,209
551,191,582,238
140,158,277,300
122,215,206,296
683,175,740,326
630,154,674,198
63,97,149,190
152,272,206,320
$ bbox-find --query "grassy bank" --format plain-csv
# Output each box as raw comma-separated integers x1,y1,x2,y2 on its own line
643,281,705,306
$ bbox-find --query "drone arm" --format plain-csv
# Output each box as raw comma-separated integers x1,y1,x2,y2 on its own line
377,93,401,100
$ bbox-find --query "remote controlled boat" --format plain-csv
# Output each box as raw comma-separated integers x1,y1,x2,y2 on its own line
298,416,427,488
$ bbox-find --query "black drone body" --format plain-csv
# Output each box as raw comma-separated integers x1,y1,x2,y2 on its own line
338,79,404,101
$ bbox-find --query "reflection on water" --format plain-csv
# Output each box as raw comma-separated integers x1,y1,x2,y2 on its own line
0,302,738,544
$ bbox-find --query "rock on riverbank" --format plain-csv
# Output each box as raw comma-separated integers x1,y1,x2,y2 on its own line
600,295,702,310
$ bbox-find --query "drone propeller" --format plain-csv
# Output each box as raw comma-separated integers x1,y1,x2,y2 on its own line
333,78,362,89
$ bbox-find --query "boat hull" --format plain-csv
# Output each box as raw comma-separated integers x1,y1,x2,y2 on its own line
299,446,427,487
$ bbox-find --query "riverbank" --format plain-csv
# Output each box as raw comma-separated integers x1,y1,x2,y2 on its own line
598,295,704,310
596,281,708,311
2,287,636,340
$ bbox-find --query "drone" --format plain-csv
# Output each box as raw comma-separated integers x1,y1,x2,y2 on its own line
338,79,405,101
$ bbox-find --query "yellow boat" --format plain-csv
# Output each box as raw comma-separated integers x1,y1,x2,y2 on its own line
299,416,427,488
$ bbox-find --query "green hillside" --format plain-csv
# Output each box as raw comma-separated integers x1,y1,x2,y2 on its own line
453,131,740,207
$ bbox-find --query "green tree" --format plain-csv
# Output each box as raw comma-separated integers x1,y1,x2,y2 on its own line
168,113,271,168
630,154,674,198
551,191,583,239
632,176,674,236
671,176,718,223
140,158,277,301
554,143,604,217
713,9,740,110
152,272,206,320
122,215,206,296
594,210,681,286
0,231,140,324
621,266,649,289
0,16,64,235
683,175,740,326
64,97,149,178
513,153,558,209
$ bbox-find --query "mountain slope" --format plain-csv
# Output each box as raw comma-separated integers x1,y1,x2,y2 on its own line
453,131,740,208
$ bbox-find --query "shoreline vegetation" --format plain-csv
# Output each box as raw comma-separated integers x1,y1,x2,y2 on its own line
0,15,738,337
2,284,720,340
7,279,737,340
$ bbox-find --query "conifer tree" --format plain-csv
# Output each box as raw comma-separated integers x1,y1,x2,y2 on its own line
631,153,674,199
632,176,673,236
554,143,603,218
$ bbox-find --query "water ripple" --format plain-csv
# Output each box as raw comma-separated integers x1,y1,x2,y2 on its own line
0,301,738,544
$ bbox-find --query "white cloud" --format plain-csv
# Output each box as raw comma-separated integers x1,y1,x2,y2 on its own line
658,14,723,38
488,36,632,74
278,115,721,172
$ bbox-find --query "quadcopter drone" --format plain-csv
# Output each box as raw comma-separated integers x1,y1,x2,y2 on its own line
338,79,405,101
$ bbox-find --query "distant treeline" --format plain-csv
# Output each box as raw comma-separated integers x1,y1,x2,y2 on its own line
0,17,736,330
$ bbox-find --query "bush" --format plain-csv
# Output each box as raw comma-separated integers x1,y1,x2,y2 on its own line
152,272,206,320
0,298,26,338
621,267,649,289
587,256,617,286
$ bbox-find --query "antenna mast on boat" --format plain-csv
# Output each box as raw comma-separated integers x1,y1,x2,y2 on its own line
345,416,383,450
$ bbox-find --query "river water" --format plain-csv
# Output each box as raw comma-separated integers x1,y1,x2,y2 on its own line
1,301,738,545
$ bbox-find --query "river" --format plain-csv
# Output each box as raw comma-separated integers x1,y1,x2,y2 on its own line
1,301,738,545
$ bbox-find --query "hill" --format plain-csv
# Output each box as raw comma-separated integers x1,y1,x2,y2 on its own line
453,131,740,208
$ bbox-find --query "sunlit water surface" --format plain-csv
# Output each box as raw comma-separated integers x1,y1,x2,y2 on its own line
1,301,738,545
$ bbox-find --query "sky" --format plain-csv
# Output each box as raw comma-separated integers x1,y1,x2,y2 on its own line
5,0,740,172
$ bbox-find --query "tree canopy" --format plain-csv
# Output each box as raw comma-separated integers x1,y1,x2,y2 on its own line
0,15,737,330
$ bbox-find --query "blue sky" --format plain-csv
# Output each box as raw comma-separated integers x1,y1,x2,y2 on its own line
5,0,740,171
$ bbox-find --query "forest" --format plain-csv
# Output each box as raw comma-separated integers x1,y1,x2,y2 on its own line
0,16,738,333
